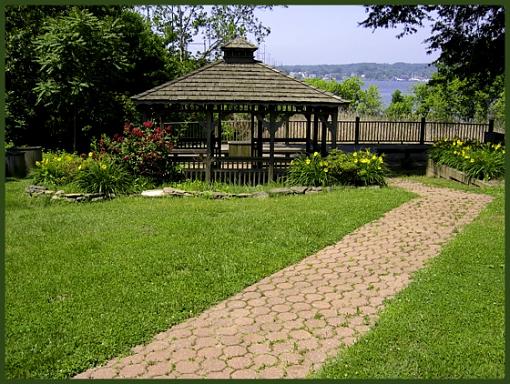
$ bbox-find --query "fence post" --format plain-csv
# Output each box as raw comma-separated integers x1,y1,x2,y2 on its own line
354,116,360,146
488,119,494,133
420,116,426,144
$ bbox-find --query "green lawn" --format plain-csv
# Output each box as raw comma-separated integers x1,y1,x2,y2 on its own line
316,176,505,379
5,179,413,379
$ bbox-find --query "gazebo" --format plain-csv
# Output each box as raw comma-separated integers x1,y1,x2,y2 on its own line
132,37,349,184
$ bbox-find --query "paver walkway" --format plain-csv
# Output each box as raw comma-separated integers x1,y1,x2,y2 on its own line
75,179,492,379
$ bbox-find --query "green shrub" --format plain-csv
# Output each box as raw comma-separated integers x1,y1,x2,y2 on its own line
95,121,183,183
429,139,505,181
346,149,388,186
32,152,83,186
75,155,132,195
287,149,388,187
287,152,332,186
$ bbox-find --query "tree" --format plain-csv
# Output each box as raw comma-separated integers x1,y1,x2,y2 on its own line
359,5,504,88
385,90,414,119
305,77,382,116
6,6,173,150
139,5,276,63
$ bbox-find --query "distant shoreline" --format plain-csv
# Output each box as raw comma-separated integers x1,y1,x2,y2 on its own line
277,62,435,82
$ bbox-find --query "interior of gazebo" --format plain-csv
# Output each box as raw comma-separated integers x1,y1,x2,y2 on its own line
133,37,349,184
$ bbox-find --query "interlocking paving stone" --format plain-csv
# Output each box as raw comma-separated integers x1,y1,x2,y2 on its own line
75,179,492,379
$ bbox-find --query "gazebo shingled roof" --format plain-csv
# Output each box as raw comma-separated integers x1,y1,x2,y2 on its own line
132,38,348,106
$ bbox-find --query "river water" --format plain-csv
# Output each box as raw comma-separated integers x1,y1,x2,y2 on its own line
362,80,425,107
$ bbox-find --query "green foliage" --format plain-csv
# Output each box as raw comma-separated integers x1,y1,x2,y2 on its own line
32,152,83,186
96,121,184,183
287,152,332,187
75,155,133,195
6,6,173,150
429,139,505,181
288,149,388,187
385,89,414,119
305,77,383,116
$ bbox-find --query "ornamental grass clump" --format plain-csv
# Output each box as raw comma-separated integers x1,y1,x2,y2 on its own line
75,154,133,196
429,138,505,181
287,152,332,187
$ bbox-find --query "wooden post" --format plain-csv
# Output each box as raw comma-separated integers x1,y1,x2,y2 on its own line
354,116,360,146
205,108,214,183
320,112,327,156
331,108,338,150
305,111,311,155
313,111,319,152
257,113,264,167
285,119,289,145
269,110,276,182
250,112,255,157
419,116,426,144
488,119,495,133
217,112,223,158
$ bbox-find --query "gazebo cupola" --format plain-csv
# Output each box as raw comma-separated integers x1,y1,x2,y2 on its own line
221,37,258,64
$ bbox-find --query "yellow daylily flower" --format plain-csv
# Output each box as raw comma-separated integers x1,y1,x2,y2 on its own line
305,159,311,165
313,152,320,157
88,152,94,158
101,164,107,170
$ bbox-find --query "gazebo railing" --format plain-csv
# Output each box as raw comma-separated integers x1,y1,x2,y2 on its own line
172,156,292,185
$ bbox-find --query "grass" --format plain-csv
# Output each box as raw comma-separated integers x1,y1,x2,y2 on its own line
315,176,505,379
5,178,413,379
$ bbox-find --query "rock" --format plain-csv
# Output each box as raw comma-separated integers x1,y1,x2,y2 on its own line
212,192,232,199
25,185,47,194
55,190,65,196
290,186,307,194
233,193,252,198
251,191,269,199
309,186,323,192
51,195,61,200
141,189,166,197
305,189,320,194
268,187,294,196
43,190,56,195
163,187,190,196
63,193,82,198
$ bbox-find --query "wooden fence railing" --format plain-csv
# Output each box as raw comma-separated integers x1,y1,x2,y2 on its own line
168,119,495,148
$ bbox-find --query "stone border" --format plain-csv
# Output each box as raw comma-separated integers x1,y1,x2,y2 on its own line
25,185,110,202
425,159,503,188
140,186,330,199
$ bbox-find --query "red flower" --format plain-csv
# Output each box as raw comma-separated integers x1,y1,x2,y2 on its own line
113,133,124,142
164,124,173,134
123,155,129,161
131,127,143,138
143,121,154,128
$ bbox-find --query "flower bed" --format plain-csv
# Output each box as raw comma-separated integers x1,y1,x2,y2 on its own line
287,149,388,187
428,139,504,181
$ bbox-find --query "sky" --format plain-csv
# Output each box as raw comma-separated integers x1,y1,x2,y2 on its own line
247,5,440,66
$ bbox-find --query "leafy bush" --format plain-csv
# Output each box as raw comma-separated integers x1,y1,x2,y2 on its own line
32,152,83,186
75,155,133,195
429,139,505,180
287,149,388,187
96,121,183,182
287,152,332,187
